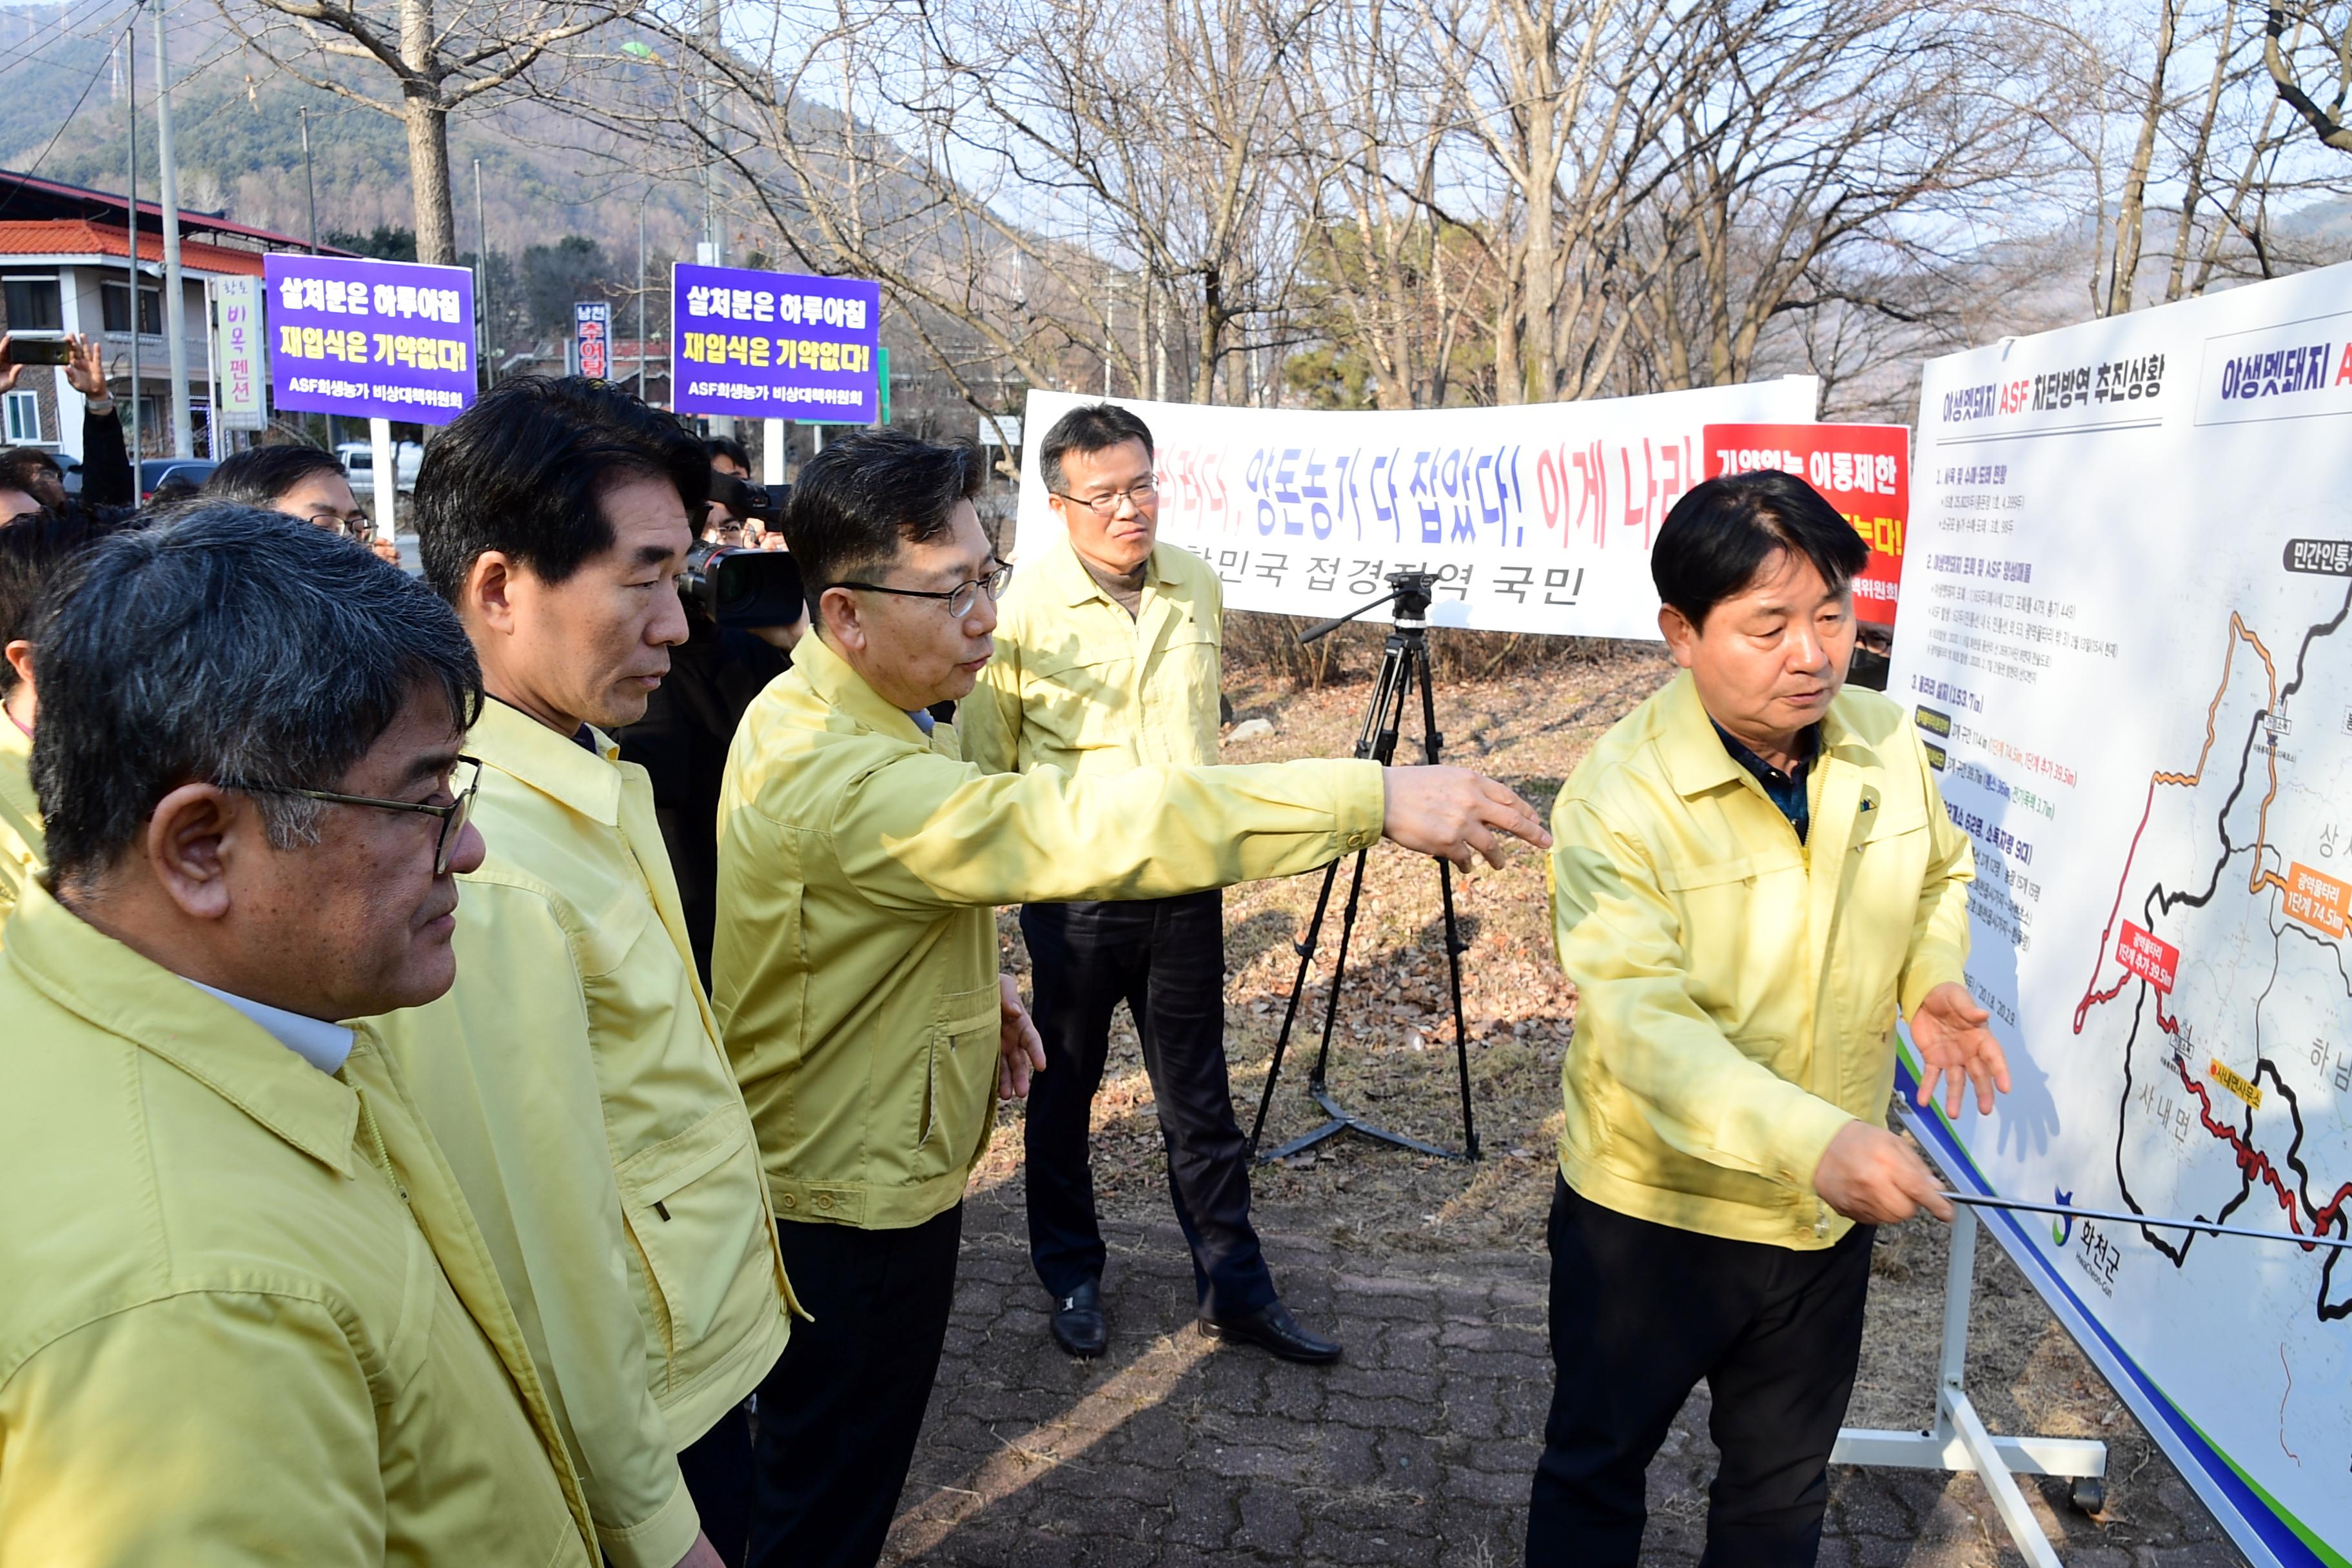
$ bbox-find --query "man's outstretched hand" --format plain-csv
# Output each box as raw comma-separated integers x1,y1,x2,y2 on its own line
997,972,1046,1100
1909,980,2010,1117
1382,767,1551,870
1812,1121,1952,1224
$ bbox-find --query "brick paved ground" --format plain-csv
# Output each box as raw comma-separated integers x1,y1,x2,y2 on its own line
881,1180,2249,1568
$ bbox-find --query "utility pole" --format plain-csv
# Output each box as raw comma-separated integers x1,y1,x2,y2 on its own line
636,197,647,404
300,106,318,253
475,159,491,387
700,0,730,438
124,2,142,469
153,0,190,457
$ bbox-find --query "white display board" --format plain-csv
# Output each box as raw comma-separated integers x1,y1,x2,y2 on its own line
1889,262,2352,1568
1016,379,1819,638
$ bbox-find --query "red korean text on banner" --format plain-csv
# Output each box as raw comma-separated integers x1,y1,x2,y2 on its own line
1700,423,1910,629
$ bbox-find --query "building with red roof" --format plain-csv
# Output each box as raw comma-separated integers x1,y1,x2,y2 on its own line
0,170,335,462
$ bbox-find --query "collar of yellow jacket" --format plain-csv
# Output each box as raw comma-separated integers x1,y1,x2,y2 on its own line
1654,669,1872,800
2,878,362,1177
0,712,26,761
1040,533,1168,609
471,694,623,827
794,629,936,745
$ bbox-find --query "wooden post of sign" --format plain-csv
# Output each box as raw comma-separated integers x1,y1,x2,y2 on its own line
369,416,397,540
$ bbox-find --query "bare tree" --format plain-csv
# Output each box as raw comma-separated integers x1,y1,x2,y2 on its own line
2264,0,2352,149
217,0,620,262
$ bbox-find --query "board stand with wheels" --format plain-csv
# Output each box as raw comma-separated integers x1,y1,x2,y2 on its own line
1830,1107,2108,1568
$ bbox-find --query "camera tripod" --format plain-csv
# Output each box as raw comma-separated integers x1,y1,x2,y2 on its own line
1245,571,1480,1164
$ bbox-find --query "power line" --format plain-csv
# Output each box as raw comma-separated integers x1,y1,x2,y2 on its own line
0,10,133,219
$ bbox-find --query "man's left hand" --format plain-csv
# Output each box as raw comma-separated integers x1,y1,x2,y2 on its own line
1909,981,2010,1117
997,971,1045,1100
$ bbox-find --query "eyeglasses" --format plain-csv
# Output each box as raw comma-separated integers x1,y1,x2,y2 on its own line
1049,478,1159,518
220,755,482,875
835,562,1014,619
308,511,373,542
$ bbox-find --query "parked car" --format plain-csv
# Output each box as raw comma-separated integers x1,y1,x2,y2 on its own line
137,458,219,502
333,439,424,496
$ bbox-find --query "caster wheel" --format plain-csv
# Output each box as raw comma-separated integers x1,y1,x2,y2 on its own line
2069,1476,2106,1515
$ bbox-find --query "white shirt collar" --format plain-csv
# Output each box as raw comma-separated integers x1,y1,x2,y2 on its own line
184,979,355,1076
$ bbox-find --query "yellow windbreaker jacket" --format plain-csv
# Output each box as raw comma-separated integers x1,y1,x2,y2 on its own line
959,537,1224,778
0,718,38,938
371,699,796,1568
714,632,1386,1231
0,881,595,1565
1548,671,1974,1249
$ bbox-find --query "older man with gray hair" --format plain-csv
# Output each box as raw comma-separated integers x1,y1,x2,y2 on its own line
0,506,596,1565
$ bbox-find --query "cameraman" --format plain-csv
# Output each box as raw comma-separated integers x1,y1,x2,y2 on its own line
0,334,133,522
618,517,803,983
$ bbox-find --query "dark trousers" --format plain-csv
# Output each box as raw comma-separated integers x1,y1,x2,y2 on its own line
1020,891,1275,1322
747,1206,963,1568
679,1400,753,1566
1527,1175,1874,1568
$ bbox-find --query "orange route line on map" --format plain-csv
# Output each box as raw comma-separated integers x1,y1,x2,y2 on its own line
2072,614,2284,1032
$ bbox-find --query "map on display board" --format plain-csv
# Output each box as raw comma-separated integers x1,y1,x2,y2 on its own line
1888,262,2352,1568
1017,380,1821,638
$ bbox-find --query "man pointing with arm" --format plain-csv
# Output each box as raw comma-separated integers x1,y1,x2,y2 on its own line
719,431,1549,1568
1529,470,2009,1568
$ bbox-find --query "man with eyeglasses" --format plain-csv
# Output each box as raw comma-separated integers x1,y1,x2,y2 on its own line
0,505,598,1563
368,377,798,1568
959,401,1331,1365
202,444,373,541
717,429,1553,1568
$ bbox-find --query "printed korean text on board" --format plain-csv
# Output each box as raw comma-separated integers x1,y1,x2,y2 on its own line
263,254,477,426
671,264,882,424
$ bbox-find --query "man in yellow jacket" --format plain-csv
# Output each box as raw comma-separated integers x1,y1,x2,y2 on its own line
0,505,594,1564
369,378,796,1568
1531,470,2012,1568
961,402,1337,1363
716,429,1550,1567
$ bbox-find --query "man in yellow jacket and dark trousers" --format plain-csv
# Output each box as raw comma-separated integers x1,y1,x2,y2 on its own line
0,507,594,1563
961,403,1335,1362
1531,469,2013,1567
716,430,1553,1567
371,378,797,1568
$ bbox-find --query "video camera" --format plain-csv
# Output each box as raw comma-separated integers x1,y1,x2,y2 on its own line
686,544,805,629
709,472,785,528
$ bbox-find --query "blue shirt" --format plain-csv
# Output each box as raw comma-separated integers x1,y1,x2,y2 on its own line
1711,721,1818,844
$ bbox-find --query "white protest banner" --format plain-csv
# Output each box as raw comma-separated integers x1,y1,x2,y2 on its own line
1017,380,1819,638
1888,259,2352,1568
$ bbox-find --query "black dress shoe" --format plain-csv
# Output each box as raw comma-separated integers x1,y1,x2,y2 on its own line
1198,1299,1342,1364
1050,1279,1108,1358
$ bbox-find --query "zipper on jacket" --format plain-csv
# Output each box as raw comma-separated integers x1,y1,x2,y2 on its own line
353,1088,410,1204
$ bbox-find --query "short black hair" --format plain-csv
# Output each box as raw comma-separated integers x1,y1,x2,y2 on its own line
0,509,110,696
413,376,709,603
0,447,62,489
31,505,482,888
1038,403,1154,493
705,435,751,471
1651,470,1869,629
783,430,983,622
202,444,348,508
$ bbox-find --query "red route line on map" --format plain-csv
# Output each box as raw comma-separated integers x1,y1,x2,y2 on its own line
2072,613,2282,1034
2170,1057,2352,1250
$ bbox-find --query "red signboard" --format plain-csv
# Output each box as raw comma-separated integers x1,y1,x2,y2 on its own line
1701,422,1910,628
2117,921,2180,993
